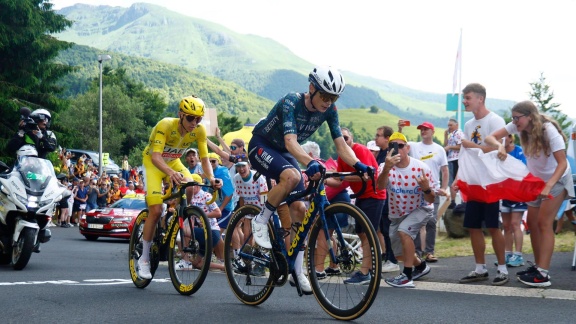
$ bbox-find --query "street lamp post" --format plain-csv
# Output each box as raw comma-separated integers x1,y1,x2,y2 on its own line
98,54,111,177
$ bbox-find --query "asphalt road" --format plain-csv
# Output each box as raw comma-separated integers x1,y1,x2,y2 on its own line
1,226,575,323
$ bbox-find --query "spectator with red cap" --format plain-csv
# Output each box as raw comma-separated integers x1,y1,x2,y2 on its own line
398,121,448,263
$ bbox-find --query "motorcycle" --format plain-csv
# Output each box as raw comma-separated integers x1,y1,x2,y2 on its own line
0,146,66,270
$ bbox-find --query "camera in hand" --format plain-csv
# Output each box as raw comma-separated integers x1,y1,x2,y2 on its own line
20,107,39,132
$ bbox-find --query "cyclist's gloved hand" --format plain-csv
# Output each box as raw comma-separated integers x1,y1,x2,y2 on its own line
353,161,369,174
305,160,325,178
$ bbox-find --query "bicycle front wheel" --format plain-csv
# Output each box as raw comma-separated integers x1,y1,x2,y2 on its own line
167,206,212,295
224,205,276,305
307,202,381,320
128,209,159,288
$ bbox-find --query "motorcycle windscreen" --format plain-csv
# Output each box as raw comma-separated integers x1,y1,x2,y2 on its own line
17,156,55,191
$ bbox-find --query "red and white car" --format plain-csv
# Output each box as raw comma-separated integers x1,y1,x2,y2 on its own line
79,194,146,241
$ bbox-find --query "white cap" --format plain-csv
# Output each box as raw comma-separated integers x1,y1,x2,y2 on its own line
367,140,379,152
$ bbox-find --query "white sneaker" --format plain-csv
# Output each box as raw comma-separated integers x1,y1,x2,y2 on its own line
382,260,400,273
175,259,193,270
289,273,313,295
137,259,152,279
251,218,271,249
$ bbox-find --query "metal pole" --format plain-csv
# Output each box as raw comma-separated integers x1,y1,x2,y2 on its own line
97,54,111,177
98,58,103,176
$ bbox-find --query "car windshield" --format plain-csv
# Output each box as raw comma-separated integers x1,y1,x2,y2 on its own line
110,198,146,210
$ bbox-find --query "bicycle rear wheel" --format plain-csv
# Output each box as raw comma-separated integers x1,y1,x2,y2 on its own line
168,206,212,295
307,202,381,320
128,210,160,288
224,205,276,305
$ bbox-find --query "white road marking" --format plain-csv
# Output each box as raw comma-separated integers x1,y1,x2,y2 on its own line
380,280,576,300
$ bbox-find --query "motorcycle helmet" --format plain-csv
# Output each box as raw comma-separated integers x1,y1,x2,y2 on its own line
308,66,346,95
30,109,52,128
17,145,38,158
179,96,205,117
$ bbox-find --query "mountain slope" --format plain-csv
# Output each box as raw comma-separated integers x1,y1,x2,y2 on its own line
54,3,515,125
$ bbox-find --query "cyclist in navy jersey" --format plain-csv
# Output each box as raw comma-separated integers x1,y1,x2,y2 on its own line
248,66,371,294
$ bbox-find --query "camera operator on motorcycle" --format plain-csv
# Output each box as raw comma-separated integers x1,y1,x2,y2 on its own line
7,107,57,160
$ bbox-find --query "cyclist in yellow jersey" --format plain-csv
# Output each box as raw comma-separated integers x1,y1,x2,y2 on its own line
137,95,221,279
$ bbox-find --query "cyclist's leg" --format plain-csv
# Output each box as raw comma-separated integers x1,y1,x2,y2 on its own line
248,136,304,220
139,159,168,278
247,136,304,247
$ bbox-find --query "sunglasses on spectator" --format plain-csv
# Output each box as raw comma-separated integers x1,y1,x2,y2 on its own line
318,90,339,103
210,160,218,164
184,114,202,123
388,143,406,149
230,145,238,151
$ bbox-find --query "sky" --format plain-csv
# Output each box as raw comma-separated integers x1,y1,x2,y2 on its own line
50,0,576,120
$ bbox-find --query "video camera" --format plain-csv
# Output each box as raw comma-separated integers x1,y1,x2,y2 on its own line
20,107,39,132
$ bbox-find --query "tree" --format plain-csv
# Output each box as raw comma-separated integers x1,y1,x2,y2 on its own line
0,0,73,163
529,72,571,138
369,105,379,114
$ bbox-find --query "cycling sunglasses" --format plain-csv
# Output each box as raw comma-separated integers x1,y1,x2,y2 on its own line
388,143,406,150
318,90,339,103
229,145,238,151
184,114,202,123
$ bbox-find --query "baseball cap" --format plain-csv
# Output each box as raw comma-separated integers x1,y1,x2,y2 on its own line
417,122,435,131
366,140,379,152
231,139,245,147
389,132,408,143
185,148,198,156
208,152,222,165
235,161,248,167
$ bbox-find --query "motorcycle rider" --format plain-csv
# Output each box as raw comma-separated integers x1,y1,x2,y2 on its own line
8,107,57,159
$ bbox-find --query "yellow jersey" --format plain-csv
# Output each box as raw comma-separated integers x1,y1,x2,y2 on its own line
143,117,209,162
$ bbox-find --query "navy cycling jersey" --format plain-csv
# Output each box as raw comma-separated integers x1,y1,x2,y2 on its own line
252,92,343,151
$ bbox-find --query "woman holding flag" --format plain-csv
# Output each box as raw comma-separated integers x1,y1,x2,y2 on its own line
485,100,574,287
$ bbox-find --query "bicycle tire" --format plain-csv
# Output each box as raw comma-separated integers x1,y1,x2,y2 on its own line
128,209,160,288
307,202,381,320
224,205,275,305
168,206,212,295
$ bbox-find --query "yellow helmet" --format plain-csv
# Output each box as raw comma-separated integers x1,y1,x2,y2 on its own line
179,95,205,117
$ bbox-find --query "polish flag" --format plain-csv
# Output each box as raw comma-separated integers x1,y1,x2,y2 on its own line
456,148,545,203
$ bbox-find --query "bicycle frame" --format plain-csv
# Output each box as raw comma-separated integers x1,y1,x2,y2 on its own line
239,176,354,277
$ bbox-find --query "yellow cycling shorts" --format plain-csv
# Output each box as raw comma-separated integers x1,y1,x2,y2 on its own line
143,157,192,206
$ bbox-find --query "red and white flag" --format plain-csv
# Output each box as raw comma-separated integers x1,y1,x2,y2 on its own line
456,148,545,203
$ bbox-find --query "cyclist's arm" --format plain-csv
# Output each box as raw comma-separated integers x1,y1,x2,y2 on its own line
151,152,180,181
333,136,360,167
284,133,314,166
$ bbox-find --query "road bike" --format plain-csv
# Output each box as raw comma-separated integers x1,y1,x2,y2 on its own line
128,180,218,295
223,170,381,320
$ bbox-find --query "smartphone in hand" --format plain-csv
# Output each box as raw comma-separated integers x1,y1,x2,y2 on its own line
391,142,399,156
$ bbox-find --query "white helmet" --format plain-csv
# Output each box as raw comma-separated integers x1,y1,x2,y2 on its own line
17,145,38,157
30,109,52,128
308,66,346,95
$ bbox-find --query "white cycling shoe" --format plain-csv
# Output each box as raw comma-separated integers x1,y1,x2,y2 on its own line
289,273,313,295
251,218,272,249
137,259,152,279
